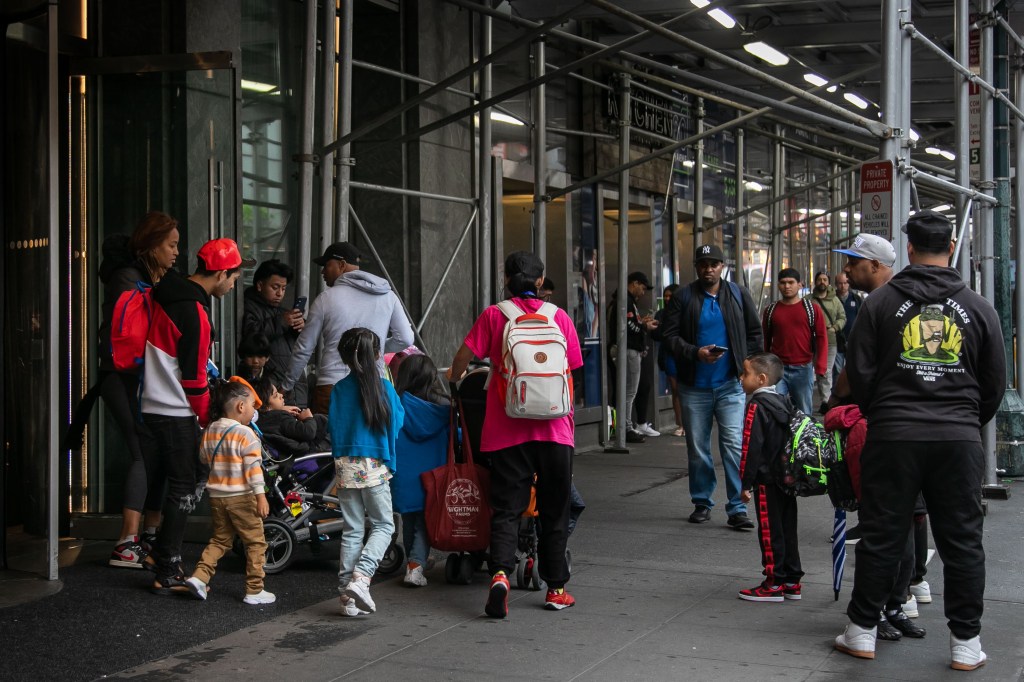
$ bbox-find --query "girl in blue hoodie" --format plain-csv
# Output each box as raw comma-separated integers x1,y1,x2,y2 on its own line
391,355,450,587
329,328,404,616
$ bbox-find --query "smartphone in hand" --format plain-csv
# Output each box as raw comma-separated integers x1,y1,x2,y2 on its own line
710,345,728,354
293,296,307,313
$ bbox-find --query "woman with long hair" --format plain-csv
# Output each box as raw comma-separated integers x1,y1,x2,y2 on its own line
448,251,584,618
98,211,180,569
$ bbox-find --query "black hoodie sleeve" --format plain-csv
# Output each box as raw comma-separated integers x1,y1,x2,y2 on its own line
845,295,879,411
976,306,1007,426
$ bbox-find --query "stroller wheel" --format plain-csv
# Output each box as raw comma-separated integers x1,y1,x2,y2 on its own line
515,555,527,589
444,553,461,584
456,554,474,585
262,518,297,575
528,554,545,592
377,542,406,576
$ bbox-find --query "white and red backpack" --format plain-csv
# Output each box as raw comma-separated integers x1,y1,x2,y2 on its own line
495,300,573,420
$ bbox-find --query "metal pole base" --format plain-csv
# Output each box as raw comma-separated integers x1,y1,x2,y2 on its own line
981,484,1011,500
604,446,631,454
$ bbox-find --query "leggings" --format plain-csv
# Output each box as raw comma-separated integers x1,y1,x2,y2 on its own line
99,371,162,513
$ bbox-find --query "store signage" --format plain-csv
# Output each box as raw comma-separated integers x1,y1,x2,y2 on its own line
969,18,981,182
859,160,893,239
604,85,690,145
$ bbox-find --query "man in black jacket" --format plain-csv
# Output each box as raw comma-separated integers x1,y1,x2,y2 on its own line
242,259,307,407
660,244,763,529
834,211,1005,671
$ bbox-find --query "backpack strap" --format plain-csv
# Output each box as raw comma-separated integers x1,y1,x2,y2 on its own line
802,299,817,355
764,301,778,349
496,299,523,323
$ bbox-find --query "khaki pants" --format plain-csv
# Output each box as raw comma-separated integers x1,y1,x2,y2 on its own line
193,494,267,595
311,383,333,415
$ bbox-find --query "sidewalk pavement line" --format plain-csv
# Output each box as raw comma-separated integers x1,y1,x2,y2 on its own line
565,577,731,681
326,590,533,680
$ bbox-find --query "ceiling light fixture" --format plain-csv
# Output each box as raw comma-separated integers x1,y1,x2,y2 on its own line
940,150,956,161
744,180,764,192
241,79,278,93
925,146,942,155
932,204,952,212
744,41,790,67
843,92,869,110
490,112,526,126
708,8,736,28
908,128,920,142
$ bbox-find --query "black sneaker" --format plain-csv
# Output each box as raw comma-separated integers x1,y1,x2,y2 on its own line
688,505,711,523
625,430,646,444
141,532,158,555
887,609,926,638
876,613,903,641
727,513,754,530
151,558,189,596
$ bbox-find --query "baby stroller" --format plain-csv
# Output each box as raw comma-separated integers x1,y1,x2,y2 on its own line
444,366,582,589
234,436,405,576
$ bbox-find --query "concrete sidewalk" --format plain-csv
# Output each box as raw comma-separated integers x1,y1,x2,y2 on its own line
107,435,1024,681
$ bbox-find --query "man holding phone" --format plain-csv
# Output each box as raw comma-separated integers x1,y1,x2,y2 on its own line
660,244,763,529
242,259,308,407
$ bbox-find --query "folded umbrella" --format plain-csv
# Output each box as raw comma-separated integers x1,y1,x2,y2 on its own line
832,507,847,601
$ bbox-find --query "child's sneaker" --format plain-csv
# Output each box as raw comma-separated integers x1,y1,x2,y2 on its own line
339,595,369,617
738,582,784,602
109,537,147,569
184,576,208,601
782,583,802,600
404,563,428,587
344,575,376,613
243,590,276,605
140,532,158,555
544,587,575,610
485,572,510,618
909,580,932,604
903,594,919,618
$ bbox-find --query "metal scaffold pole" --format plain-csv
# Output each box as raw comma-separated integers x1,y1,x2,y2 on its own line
612,72,631,452
694,99,704,248
295,0,318,299
533,38,547,264
734,128,745,285
319,0,337,250
334,0,354,242
955,0,973,282
980,0,998,485
1016,40,1024,403
881,0,911,268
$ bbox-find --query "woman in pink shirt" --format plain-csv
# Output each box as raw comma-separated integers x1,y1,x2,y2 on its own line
448,251,583,619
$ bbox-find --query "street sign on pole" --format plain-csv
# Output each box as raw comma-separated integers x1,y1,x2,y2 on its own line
859,160,894,239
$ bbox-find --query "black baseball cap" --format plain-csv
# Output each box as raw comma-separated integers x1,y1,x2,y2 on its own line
628,271,652,288
313,241,362,266
694,243,725,263
902,210,953,250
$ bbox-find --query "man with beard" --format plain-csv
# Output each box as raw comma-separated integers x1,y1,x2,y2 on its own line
832,273,864,382
804,272,845,406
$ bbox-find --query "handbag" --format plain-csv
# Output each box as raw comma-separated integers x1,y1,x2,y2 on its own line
420,406,491,552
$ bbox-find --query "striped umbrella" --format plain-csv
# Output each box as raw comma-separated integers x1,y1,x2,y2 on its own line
832,507,847,601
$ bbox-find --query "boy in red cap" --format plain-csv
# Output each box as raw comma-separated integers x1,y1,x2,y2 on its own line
141,238,254,595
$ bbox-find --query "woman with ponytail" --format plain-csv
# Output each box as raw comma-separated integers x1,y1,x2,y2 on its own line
328,327,405,616
448,251,584,618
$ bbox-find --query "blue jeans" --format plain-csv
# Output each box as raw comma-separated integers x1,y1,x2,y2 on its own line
401,511,429,566
678,379,746,516
336,482,395,590
778,363,814,415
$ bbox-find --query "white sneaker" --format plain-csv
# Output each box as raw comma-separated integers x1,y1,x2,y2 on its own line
243,589,276,605
340,595,369,617
344,575,376,613
184,576,208,601
637,423,660,437
909,580,932,604
834,622,877,659
404,564,428,587
903,594,919,618
950,634,987,671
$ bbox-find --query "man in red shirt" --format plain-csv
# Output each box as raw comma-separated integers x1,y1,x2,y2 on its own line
762,268,828,415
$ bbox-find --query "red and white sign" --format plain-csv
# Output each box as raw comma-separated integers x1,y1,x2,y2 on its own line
969,18,981,182
859,160,894,239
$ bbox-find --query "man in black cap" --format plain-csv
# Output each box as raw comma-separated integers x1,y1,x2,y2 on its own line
283,241,414,414
834,210,1004,671
608,271,660,441
660,244,763,529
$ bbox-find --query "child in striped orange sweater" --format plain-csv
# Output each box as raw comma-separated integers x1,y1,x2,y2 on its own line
184,380,274,605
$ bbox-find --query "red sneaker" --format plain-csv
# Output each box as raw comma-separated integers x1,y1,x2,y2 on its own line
782,583,802,600
544,587,576,610
485,572,510,618
738,582,784,602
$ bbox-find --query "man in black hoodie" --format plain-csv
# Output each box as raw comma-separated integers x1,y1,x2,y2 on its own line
834,211,1005,671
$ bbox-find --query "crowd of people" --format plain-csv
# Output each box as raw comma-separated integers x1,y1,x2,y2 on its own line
96,209,1001,670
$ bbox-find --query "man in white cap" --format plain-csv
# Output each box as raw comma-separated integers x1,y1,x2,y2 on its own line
833,232,897,295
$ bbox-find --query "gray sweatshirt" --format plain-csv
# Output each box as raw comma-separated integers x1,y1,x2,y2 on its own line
283,270,415,389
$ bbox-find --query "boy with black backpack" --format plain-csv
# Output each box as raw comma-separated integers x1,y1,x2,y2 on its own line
737,352,803,602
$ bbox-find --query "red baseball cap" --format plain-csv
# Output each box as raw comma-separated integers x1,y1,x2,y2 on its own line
197,238,256,270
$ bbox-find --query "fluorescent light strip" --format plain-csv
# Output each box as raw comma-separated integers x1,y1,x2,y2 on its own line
744,41,790,66
708,8,736,28
490,112,526,126
844,92,869,110
241,79,277,93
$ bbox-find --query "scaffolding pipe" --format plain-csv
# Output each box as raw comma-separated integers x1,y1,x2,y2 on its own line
881,0,910,268
325,3,587,154
417,206,480,333
1017,42,1024,399
694,99,704,247
295,0,318,299
583,0,889,138
735,128,745,285
995,13,1024,53
898,165,998,204
904,22,1024,122
980,0,997,485
349,180,477,205
955,0,973,284
478,9,493,309
533,38,547,264
951,197,975,269
334,0,354,242
319,0,337,248
348,205,427,351
614,72,631,451
548,126,615,140
770,130,785,301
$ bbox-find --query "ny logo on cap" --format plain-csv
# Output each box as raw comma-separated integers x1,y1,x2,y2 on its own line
701,245,711,254
854,236,866,247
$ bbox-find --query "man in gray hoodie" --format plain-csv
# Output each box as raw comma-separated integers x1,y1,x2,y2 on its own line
283,242,415,414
